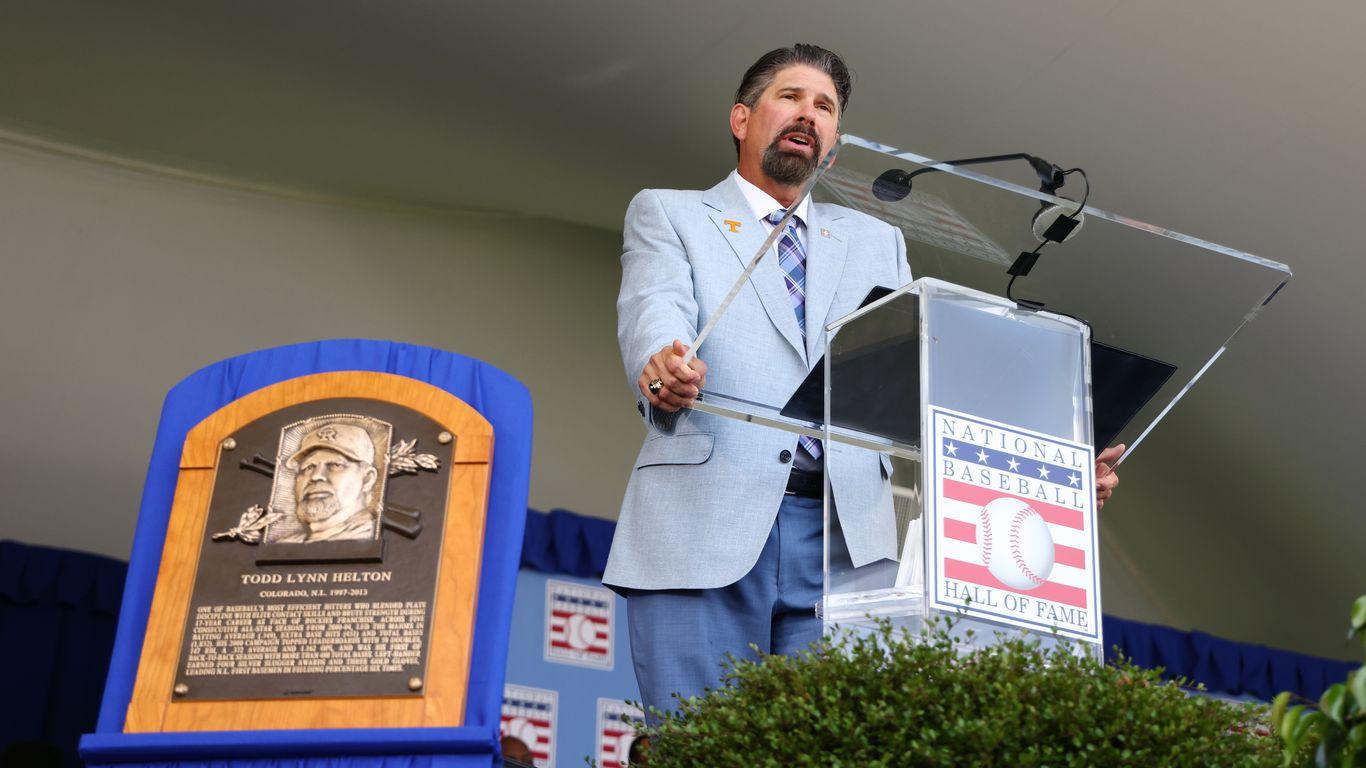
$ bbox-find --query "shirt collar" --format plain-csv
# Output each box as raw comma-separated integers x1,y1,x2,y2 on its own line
729,169,811,226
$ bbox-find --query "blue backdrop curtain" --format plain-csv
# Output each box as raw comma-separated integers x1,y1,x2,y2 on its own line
0,541,125,767
3,508,1359,765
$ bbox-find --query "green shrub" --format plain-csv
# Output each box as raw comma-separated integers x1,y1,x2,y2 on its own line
1270,595,1366,767
638,622,1278,768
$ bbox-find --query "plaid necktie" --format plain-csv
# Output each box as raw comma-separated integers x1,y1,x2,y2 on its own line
766,209,823,461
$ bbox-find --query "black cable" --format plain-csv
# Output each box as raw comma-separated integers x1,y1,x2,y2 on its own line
1060,167,1090,217
1007,166,1089,309
1007,238,1048,305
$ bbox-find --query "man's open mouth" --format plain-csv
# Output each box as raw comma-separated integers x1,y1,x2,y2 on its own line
780,131,815,153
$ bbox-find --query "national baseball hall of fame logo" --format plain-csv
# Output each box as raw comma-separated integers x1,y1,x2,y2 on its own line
502,684,558,768
596,698,643,768
927,406,1100,642
543,579,614,670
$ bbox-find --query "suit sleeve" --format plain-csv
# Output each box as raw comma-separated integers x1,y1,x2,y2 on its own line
893,223,913,285
616,189,700,426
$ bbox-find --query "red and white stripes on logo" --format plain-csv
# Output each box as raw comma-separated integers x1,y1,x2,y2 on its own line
548,607,610,655
502,684,557,768
941,479,1090,608
597,698,643,768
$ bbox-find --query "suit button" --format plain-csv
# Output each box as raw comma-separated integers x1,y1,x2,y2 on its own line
778,449,793,463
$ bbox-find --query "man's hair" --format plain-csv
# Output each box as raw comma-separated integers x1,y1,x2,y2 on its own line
732,43,853,155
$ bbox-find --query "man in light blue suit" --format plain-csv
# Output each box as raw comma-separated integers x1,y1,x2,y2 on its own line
605,43,1121,714
604,44,910,715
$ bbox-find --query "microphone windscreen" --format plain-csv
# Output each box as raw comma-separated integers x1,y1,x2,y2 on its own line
872,169,913,202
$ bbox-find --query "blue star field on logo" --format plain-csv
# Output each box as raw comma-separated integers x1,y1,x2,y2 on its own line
941,437,1079,486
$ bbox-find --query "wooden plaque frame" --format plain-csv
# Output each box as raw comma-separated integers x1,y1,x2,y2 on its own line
124,371,493,733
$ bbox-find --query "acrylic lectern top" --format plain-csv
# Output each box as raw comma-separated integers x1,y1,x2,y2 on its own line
692,135,1291,461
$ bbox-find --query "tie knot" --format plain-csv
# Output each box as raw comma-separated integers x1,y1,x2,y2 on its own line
766,209,799,227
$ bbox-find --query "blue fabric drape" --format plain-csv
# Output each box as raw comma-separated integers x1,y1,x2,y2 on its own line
0,541,125,768
1102,616,1358,701
7,489,1363,762
520,509,615,578
78,727,498,767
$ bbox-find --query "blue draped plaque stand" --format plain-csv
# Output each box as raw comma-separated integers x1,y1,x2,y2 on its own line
80,340,533,768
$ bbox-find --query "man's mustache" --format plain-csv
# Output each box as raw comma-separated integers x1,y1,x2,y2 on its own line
772,123,821,152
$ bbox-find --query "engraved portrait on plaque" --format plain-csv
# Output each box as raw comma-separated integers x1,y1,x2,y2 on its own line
267,416,391,545
180,397,453,700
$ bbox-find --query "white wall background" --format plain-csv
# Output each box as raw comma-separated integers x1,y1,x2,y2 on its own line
0,140,644,560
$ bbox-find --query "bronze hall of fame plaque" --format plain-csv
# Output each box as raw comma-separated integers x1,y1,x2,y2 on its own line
174,398,453,700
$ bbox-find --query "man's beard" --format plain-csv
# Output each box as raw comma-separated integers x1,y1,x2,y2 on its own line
761,125,823,185
297,495,342,525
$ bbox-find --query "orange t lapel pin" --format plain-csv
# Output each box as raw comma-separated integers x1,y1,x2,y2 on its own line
820,228,832,238
723,219,742,233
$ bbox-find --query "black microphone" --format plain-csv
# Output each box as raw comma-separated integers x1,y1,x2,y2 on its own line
871,152,1066,202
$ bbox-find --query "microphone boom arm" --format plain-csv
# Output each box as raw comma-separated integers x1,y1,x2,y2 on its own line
872,152,1066,202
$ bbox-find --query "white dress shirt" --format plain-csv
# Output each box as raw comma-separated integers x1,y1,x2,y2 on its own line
729,169,811,249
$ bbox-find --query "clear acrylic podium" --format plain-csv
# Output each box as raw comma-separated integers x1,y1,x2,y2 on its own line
820,277,1098,655
690,135,1292,657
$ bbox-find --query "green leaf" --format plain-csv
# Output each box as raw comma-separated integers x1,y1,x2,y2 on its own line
1351,595,1366,637
1346,722,1366,750
1273,691,1293,734
1295,711,1326,754
1284,705,1305,744
1351,669,1366,717
1322,683,1348,726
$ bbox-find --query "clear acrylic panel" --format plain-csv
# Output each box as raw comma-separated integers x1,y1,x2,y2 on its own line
814,135,1292,461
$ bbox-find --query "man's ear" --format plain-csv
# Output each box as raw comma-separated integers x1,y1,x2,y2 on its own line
361,465,377,493
730,102,749,144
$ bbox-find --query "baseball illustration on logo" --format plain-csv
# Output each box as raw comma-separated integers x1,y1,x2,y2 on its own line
566,613,604,650
977,497,1054,590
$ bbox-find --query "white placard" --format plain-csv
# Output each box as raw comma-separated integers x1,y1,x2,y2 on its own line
926,406,1100,642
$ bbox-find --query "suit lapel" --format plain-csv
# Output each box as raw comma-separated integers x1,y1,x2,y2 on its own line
802,203,849,365
703,179,806,361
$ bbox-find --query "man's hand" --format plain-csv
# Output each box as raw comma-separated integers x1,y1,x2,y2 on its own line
639,340,708,412
1095,443,1125,510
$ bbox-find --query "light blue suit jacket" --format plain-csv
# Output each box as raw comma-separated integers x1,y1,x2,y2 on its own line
604,176,913,591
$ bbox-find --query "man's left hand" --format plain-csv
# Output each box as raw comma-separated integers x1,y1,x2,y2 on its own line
1095,444,1125,510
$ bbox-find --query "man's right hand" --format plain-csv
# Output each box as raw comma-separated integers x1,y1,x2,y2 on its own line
639,340,708,412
